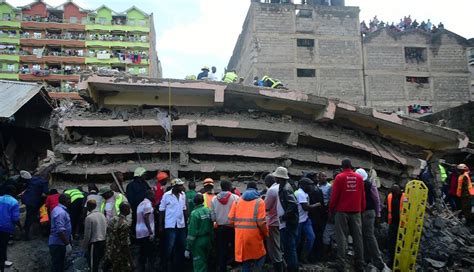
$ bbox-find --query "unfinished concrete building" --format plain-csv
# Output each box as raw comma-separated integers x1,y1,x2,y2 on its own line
49,74,467,189
228,1,471,114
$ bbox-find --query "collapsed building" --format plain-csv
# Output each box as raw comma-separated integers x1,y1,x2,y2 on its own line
49,74,468,190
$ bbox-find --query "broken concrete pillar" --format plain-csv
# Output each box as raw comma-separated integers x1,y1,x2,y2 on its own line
188,123,197,139
286,131,299,146
180,152,189,166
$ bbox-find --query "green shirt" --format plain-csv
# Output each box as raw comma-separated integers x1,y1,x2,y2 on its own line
186,204,213,251
185,190,197,211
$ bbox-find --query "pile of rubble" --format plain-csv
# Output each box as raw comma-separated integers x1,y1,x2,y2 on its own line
418,211,474,270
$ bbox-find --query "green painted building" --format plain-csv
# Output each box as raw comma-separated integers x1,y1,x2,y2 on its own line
0,0,161,92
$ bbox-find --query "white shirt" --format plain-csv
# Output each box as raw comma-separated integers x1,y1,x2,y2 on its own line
208,72,218,81
159,190,186,229
136,198,154,239
296,188,309,223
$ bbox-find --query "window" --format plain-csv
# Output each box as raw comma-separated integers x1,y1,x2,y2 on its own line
297,39,315,47
406,76,429,84
297,68,316,77
139,20,146,26
2,13,11,21
98,17,107,25
405,47,426,63
81,17,87,24
69,16,77,24
296,9,312,18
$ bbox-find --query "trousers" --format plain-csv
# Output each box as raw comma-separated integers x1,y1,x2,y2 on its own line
362,210,385,269
280,225,298,270
266,226,283,264
49,244,66,272
87,240,105,272
334,212,365,271
191,236,212,272
0,232,9,272
216,225,234,272
297,219,315,253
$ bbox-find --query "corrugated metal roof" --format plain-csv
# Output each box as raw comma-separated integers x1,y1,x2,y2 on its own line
0,80,44,118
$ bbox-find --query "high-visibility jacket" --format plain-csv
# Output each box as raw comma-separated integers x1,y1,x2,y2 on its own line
100,193,125,216
39,204,49,224
64,189,84,203
456,172,474,197
262,76,282,89
439,165,448,184
223,72,238,83
228,197,268,262
203,192,215,209
387,192,406,225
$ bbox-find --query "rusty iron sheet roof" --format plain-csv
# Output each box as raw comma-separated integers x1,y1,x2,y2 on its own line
0,80,44,118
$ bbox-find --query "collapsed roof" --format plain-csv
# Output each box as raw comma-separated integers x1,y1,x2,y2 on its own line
50,74,468,185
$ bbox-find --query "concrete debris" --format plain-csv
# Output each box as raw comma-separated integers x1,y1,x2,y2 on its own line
108,135,131,145
418,213,474,270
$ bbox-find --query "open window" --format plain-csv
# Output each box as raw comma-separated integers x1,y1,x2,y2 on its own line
406,76,429,84
296,9,312,18
405,47,427,64
297,39,315,47
297,68,316,77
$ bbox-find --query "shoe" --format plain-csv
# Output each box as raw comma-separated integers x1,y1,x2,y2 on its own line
5,260,13,267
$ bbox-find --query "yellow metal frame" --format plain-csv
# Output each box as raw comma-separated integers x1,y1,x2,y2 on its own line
393,180,428,272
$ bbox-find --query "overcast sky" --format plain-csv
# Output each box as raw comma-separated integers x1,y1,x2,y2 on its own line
8,0,474,79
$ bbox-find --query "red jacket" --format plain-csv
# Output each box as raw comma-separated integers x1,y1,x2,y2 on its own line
329,169,366,213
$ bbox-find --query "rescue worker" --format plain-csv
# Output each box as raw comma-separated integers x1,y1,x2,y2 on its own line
262,76,283,89
228,182,268,272
185,193,213,272
223,70,238,83
387,184,406,268
185,181,197,211
202,178,215,209
100,186,128,222
154,171,170,208
64,187,85,239
456,164,474,225
197,66,210,80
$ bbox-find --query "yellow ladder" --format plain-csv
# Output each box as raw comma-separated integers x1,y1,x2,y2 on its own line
393,180,428,272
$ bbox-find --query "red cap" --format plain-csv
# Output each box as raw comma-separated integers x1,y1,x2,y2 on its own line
157,171,169,182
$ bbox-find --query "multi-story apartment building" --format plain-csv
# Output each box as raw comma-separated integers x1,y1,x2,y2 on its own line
228,1,471,114
0,0,161,92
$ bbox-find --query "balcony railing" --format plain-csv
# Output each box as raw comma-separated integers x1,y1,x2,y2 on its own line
87,34,148,42
21,33,86,40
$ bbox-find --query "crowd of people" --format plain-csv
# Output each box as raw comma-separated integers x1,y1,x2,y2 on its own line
360,15,445,35
0,158,473,272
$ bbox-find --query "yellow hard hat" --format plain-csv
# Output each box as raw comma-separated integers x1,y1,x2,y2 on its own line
202,66,210,71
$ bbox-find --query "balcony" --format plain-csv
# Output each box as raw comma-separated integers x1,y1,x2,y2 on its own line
19,69,80,81
85,23,149,33
0,54,19,62
0,34,20,45
20,55,85,64
85,52,149,65
20,37,85,47
0,20,21,28
0,71,19,80
85,40,149,48
21,17,85,31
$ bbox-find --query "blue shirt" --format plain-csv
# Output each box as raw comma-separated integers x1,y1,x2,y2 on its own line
22,176,48,207
197,70,209,80
49,204,72,246
318,182,332,206
0,195,20,234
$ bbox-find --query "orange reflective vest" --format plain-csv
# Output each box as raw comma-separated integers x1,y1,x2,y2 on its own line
203,192,215,209
40,204,49,224
387,193,406,225
456,172,474,197
228,197,269,262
